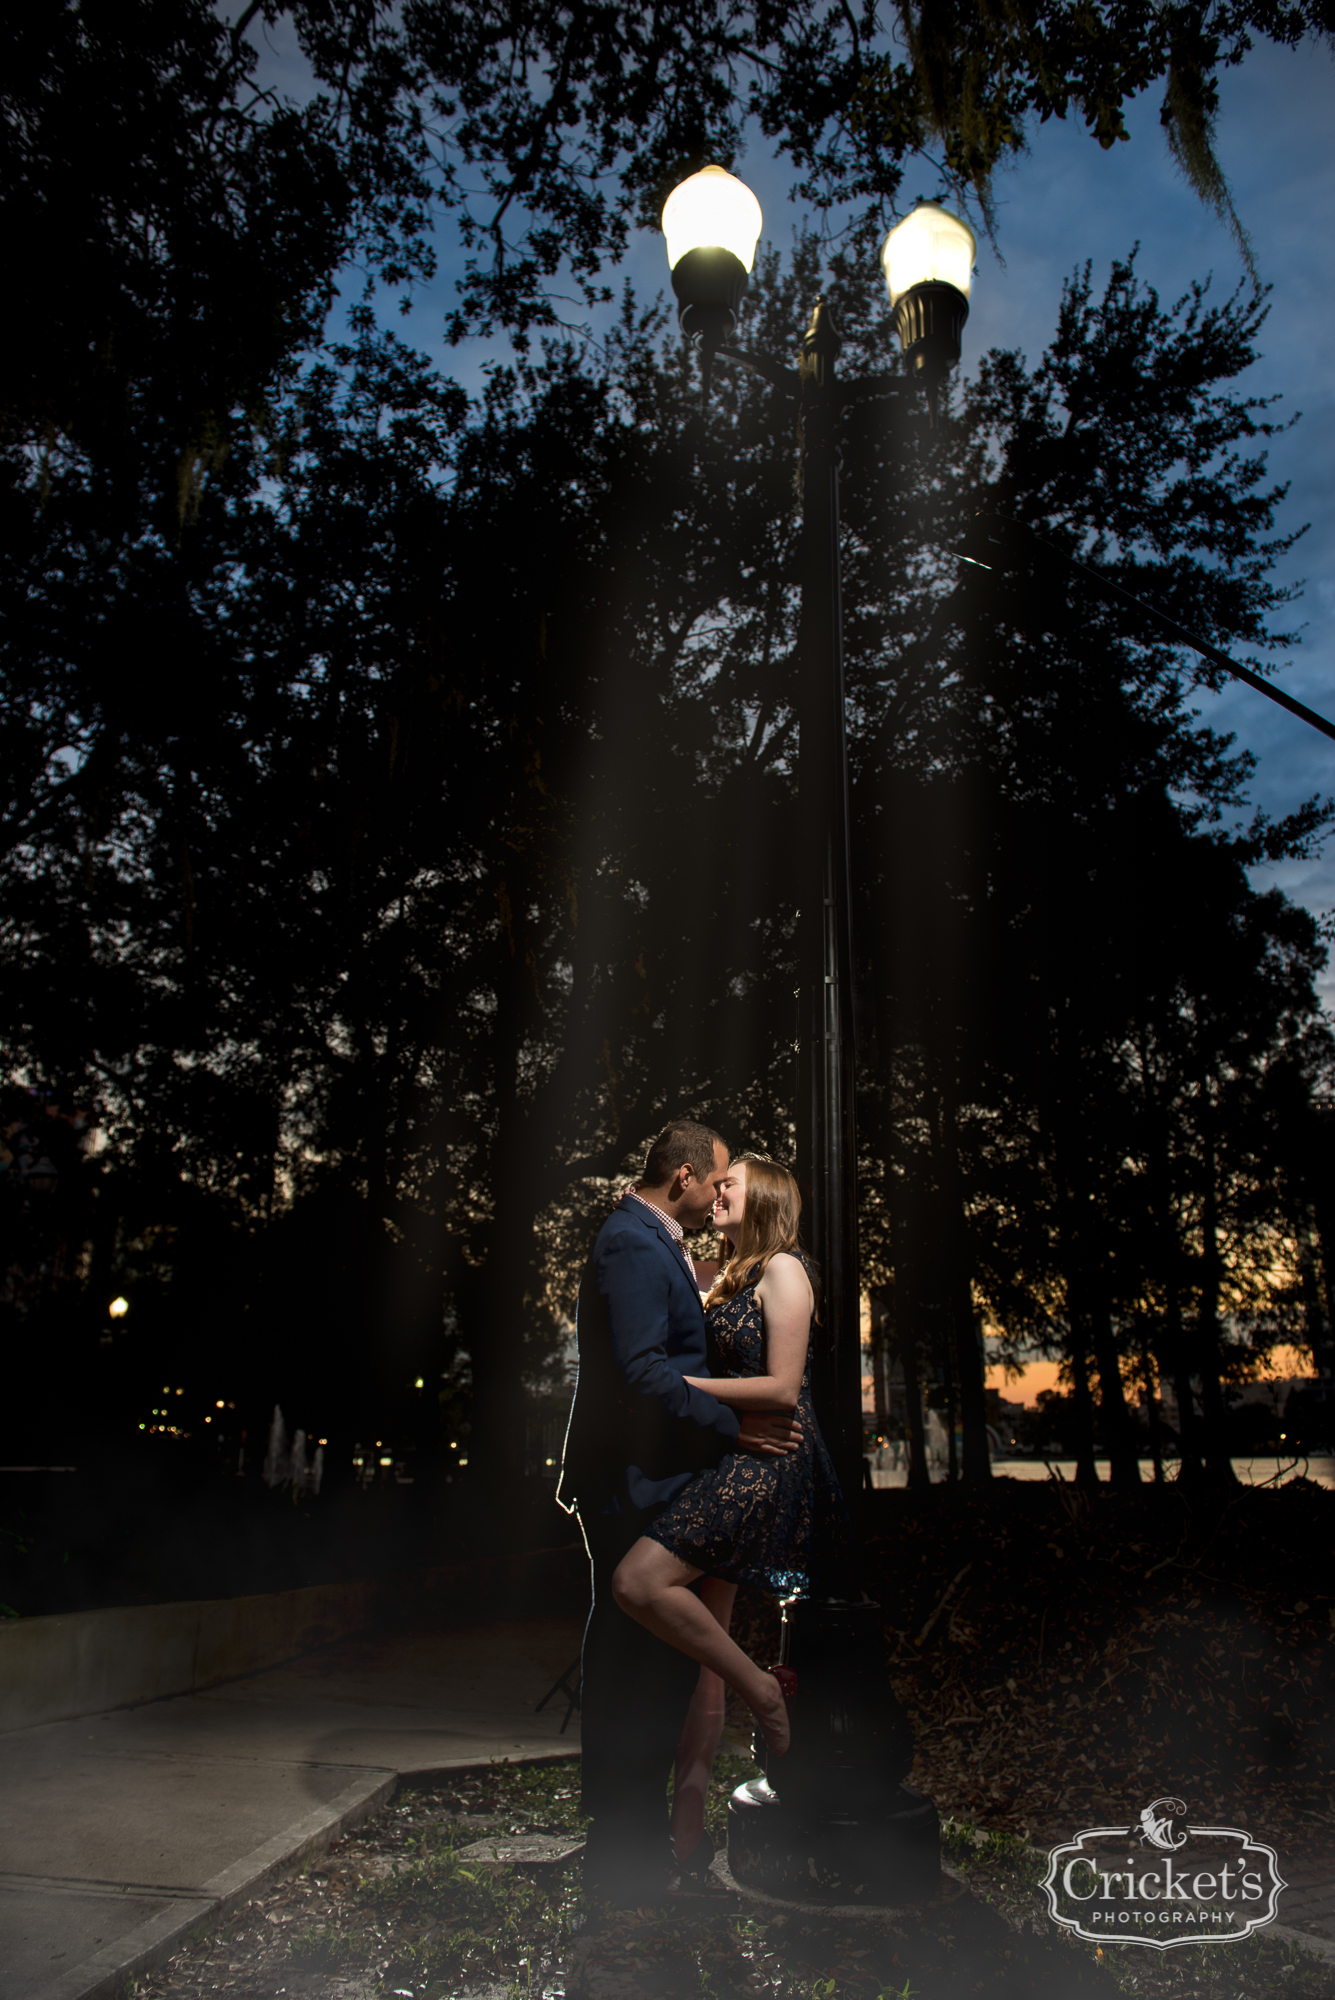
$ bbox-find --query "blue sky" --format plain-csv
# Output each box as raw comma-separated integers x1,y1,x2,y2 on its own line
246,15,1335,994
963,38,1335,999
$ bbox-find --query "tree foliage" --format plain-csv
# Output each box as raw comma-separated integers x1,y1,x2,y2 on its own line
7,0,1334,476
5,208,1333,1504
4,4,1334,1507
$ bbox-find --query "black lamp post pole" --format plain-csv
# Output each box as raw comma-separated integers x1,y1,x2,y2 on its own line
723,300,939,1905
792,300,864,1504
668,207,958,1898
670,247,868,1490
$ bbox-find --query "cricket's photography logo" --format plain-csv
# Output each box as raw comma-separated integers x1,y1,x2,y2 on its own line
1042,1798,1286,1950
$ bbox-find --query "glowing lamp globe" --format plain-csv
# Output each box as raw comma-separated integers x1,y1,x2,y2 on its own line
662,165,763,273
881,202,975,306
880,202,977,422
661,165,763,342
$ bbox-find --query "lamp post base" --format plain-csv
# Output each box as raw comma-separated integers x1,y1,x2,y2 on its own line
726,1594,939,1903
728,1776,940,1905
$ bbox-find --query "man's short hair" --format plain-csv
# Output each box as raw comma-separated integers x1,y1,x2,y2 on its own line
641,1119,726,1188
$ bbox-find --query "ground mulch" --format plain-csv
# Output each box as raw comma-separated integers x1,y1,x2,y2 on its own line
726,1478,1335,1857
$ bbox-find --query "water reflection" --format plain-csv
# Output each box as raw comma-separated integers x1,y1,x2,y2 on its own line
867,1455,1335,1489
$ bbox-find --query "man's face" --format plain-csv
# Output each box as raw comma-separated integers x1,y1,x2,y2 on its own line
681,1140,730,1227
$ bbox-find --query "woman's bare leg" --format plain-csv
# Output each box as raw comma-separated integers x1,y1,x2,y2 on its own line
671,1577,737,1867
611,1541,789,1754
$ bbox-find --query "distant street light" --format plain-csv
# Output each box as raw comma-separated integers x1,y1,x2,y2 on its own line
101,1294,130,1347
661,166,970,1907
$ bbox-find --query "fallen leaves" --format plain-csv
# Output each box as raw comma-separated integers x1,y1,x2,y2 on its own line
871,1480,1334,1870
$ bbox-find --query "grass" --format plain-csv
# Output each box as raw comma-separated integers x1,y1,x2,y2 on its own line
128,1755,1333,2000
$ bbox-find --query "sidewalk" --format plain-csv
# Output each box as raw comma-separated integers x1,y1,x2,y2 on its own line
0,1614,585,2000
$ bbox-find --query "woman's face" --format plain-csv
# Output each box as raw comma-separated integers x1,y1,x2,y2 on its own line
712,1161,747,1239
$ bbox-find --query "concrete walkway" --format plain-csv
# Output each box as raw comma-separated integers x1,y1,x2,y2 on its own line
0,1615,585,2000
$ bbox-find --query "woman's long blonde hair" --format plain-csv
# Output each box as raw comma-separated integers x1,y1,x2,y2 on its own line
704,1153,818,1314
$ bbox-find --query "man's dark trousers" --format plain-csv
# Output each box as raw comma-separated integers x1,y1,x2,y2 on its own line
578,1507,700,1903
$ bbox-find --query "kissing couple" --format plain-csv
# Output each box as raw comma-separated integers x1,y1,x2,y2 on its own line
557,1117,849,1909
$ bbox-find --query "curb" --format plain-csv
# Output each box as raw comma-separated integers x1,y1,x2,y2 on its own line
28,1748,581,2000
31,1772,395,2000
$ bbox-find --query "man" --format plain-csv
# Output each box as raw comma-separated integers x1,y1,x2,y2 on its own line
557,1118,799,1907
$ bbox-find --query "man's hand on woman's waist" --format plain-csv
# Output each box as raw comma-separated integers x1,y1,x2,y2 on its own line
735,1409,802,1456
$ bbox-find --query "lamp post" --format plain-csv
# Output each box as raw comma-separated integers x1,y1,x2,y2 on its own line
661,169,974,1904
662,172,975,1495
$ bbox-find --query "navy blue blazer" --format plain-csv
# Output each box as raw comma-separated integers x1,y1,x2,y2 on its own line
556,1195,741,1517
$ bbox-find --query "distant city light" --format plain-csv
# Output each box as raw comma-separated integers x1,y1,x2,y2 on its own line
109,1297,129,1318
205,1416,211,1423
379,1455,393,1466
216,1399,224,1408
414,1377,424,1389
175,1387,183,1395
449,1441,458,1450
318,1438,327,1445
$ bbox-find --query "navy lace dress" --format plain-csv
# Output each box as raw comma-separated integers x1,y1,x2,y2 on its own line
643,1254,852,1597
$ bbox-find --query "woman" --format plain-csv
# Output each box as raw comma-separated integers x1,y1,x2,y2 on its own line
610,1152,849,1880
